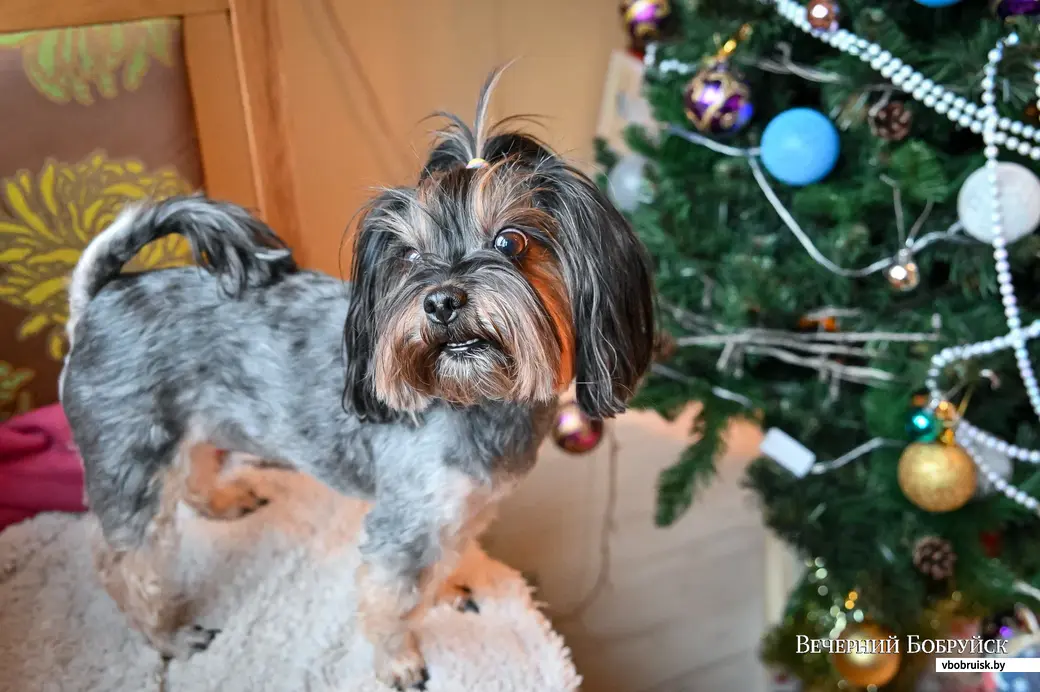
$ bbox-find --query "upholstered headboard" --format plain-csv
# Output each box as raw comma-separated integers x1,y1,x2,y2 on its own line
0,0,299,420
0,19,203,417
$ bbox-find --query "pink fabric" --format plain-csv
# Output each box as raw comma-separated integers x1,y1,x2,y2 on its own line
0,403,86,531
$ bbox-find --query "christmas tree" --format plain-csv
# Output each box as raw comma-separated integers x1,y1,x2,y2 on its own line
601,0,1040,689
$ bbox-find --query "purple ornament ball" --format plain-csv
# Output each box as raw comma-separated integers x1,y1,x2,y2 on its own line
683,61,754,136
993,0,1040,17
620,0,671,44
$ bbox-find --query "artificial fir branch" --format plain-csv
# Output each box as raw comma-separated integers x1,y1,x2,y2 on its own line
602,0,1040,686
655,397,740,526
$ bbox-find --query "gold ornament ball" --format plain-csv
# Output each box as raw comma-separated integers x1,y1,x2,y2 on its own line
898,443,977,513
831,621,902,687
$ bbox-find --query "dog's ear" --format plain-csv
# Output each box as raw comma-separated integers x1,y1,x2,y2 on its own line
342,193,405,424
540,162,655,419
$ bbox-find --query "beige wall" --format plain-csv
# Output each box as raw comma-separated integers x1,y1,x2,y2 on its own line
487,413,774,692
277,0,627,275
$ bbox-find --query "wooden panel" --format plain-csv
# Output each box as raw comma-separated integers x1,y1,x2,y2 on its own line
183,11,258,210
0,0,228,33
228,0,302,248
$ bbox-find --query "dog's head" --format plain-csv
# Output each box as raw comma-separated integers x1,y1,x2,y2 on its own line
343,70,655,422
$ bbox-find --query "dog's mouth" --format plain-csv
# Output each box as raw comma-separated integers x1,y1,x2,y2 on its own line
441,338,493,356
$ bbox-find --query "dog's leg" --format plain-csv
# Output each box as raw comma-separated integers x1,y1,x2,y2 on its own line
93,543,219,659
356,558,429,691
183,443,267,520
429,494,503,615
356,482,502,688
356,498,477,690
428,509,494,614
92,470,219,660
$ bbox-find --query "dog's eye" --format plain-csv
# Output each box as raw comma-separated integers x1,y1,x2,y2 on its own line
493,229,528,258
403,248,421,263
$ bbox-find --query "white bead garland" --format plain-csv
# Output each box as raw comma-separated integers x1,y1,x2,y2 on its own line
923,32,1040,516
771,0,1040,161
765,2,1040,514
648,2,1040,161
645,4,1040,511
959,432,1040,512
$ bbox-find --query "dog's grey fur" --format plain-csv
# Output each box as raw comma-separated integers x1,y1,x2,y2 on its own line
63,237,552,547
60,71,654,689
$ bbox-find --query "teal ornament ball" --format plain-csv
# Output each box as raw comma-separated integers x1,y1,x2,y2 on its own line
907,409,941,442
760,108,840,186
914,0,961,6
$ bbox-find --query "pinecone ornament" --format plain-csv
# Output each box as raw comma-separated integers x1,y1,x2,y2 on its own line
870,101,912,141
913,536,957,580
1026,102,1040,126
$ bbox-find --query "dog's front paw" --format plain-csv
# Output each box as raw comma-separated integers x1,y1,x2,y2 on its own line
435,582,479,614
375,638,428,690
154,624,221,660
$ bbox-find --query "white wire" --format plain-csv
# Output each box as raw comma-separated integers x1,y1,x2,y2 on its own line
663,124,963,278
746,156,964,277
811,438,901,473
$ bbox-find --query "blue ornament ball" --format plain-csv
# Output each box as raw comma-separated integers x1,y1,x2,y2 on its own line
986,640,1040,691
760,108,840,187
914,0,961,6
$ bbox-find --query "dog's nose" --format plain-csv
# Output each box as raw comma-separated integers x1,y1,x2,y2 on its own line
423,287,467,325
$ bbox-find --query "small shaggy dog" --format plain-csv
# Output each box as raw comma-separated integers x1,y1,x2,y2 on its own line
60,71,654,690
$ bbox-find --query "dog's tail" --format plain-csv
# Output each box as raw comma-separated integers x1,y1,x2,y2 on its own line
68,195,296,326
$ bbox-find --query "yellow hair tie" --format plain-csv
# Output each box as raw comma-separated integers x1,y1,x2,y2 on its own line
466,157,488,169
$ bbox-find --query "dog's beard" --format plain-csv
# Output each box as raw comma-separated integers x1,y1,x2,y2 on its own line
371,271,569,411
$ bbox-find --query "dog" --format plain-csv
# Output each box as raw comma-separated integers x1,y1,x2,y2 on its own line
60,71,655,690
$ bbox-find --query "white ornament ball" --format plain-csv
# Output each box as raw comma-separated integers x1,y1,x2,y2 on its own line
607,154,648,212
957,162,1040,244
973,447,1014,497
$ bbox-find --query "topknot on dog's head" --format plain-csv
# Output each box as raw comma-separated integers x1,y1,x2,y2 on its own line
421,65,554,178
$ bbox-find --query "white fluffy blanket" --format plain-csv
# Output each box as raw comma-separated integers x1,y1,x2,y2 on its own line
0,469,579,692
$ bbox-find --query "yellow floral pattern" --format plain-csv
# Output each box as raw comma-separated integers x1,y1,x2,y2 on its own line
0,361,33,421
0,19,177,105
0,151,194,359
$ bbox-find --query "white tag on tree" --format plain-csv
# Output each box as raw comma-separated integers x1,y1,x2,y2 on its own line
760,428,816,478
